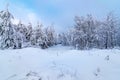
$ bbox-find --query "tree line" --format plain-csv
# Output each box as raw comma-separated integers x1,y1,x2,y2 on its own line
0,8,56,49
0,8,120,50
59,14,120,49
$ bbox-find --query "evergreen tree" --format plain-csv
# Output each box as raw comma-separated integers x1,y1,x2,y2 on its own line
0,7,15,49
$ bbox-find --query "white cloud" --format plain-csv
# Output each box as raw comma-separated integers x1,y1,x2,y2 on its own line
1,0,120,32
27,12,39,25
7,2,41,26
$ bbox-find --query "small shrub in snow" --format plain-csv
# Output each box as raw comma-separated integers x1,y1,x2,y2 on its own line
94,67,101,76
105,55,110,61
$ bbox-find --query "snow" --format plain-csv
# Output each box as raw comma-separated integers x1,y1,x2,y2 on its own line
0,45,120,80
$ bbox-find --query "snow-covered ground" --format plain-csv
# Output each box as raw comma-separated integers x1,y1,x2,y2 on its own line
0,45,120,80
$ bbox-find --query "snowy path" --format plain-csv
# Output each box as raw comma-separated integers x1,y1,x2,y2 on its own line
0,45,120,80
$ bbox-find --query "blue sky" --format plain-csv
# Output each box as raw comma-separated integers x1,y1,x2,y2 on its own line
0,0,120,32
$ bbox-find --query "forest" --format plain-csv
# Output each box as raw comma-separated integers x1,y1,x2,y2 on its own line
0,8,120,50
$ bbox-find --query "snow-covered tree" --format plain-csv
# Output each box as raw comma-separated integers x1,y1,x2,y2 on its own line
26,23,33,42
44,26,56,47
0,8,16,49
96,12,118,49
104,13,117,48
17,21,27,42
69,15,97,49
60,33,68,46
30,22,43,46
